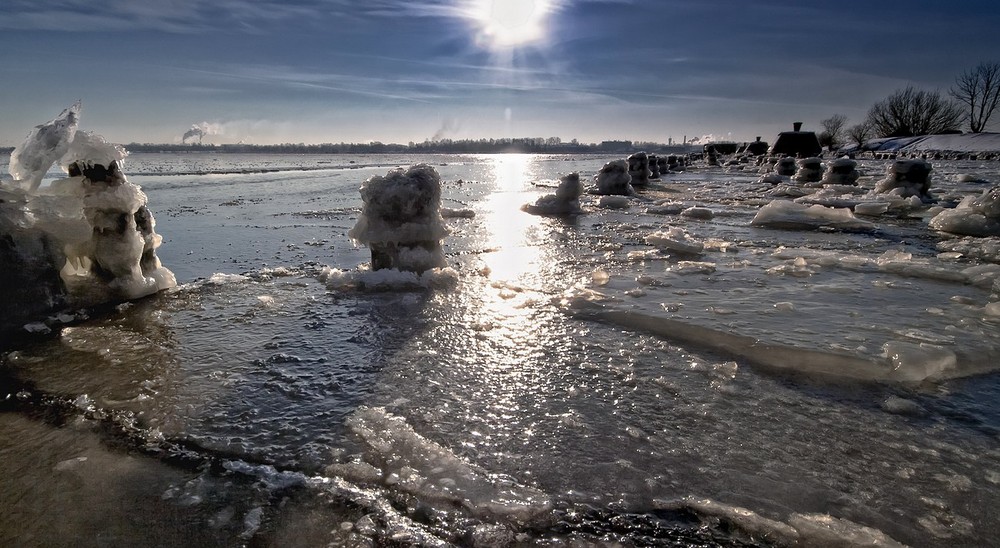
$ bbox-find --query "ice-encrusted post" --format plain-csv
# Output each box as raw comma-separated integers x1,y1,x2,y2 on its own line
56,131,176,300
647,154,660,179
627,152,651,186
775,157,797,176
521,172,584,216
792,157,823,183
821,158,860,186
656,155,669,175
592,159,634,196
0,104,175,336
875,159,933,201
348,164,448,273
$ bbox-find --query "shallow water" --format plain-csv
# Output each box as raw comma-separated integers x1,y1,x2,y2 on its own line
2,152,1000,546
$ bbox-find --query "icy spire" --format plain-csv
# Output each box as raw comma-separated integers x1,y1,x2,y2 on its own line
8,101,81,192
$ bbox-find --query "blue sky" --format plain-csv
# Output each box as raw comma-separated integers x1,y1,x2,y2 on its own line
1,0,998,146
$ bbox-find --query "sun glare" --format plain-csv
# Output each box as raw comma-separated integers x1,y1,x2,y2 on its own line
468,0,554,49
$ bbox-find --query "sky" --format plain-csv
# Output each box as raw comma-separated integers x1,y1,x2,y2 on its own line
1,0,998,147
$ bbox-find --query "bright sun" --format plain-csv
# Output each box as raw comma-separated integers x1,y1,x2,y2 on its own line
468,0,553,49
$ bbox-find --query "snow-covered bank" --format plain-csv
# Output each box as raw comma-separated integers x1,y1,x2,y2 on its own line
853,133,1000,157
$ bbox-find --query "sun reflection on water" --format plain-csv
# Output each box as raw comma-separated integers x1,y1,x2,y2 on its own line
479,154,544,283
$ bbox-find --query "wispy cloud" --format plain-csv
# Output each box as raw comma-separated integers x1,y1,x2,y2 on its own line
0,0,641,32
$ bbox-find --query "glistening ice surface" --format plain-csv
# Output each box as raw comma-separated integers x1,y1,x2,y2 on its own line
3,152,1000,547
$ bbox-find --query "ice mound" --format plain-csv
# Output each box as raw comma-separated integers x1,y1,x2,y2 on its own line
758,173,786,186
645,227,704,254
793,184,869,209
521,172,584,215
646,201,685,215
875,159,933,201
627,152,651,186
928,185,1000,237
854,202,891,216
327,407,552,520
318,265,458,291
592,159,634,196
751,200,875,231
1,104,175,335
598,195,631,209
348,164,449,273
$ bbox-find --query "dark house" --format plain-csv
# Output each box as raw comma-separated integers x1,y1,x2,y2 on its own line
704,142,739,155
769,123,822,157
739,137,770,156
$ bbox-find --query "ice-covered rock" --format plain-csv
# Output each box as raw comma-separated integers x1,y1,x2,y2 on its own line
592,159,634,196
349,164,449,273
751,200,875,231
821,158,860,186
929,186,1000,237
875,159,933,201
627,152,651,186
521,172,584,216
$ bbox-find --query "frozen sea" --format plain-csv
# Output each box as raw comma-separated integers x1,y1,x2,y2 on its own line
2,152,1000,547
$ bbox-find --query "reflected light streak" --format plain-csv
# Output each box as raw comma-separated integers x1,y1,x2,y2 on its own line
480,154,542,283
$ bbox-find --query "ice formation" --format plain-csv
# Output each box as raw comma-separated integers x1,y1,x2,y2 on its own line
592,159,634,196
821,158,861,186
318,265,458,292
929,185,1000,236
521,172,584,215
8,102,80,192
875,159,934,201
1,104,175,334
645,227,704,254
751,200,875,231
328,406,552,520
774,157,797,176
792,157,823,183
627,152,652,186
647,154,660,179
665,154,685,172
348,164,449,273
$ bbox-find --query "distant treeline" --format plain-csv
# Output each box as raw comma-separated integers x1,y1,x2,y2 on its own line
114,138,697,155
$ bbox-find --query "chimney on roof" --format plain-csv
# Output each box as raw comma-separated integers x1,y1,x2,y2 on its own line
793,122,803,132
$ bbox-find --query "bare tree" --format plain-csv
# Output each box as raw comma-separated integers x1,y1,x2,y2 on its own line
951,61,1000,133
866,86,965,137
818,114,848,150
847,120,873,147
